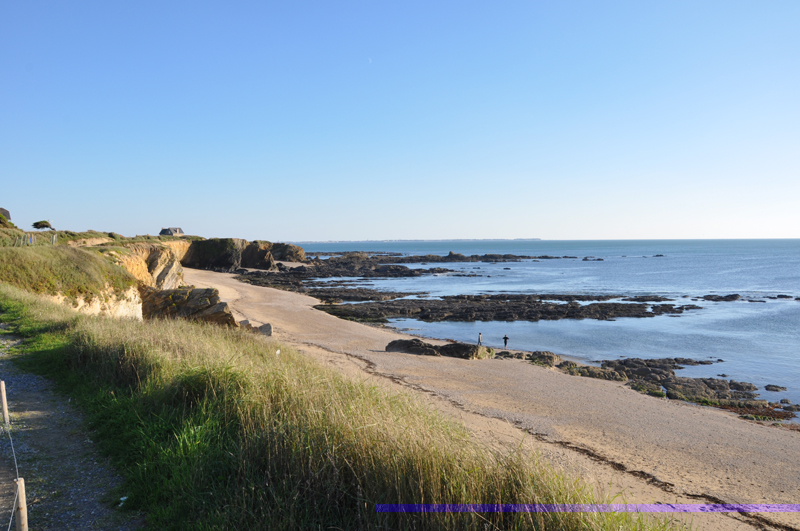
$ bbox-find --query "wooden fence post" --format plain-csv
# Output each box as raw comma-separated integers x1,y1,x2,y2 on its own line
1,381,8,426
15,478,27,531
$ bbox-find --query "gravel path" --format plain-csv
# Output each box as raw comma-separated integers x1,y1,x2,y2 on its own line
0,325,143,530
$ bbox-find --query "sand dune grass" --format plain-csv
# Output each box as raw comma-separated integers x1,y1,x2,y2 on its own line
0,284,677,530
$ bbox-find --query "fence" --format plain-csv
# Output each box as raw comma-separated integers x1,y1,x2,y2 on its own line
1,380,27,531
11,233,57,247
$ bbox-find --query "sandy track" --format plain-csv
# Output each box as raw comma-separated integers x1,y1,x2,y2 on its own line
185,268,800,531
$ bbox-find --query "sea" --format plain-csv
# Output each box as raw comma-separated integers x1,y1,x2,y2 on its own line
295,240,800,408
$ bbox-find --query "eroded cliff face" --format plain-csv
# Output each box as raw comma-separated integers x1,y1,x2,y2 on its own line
43,286,143,320
179,239,305,272
114,243,184,290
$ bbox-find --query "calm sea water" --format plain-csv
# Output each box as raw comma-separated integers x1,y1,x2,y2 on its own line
296,240,800,407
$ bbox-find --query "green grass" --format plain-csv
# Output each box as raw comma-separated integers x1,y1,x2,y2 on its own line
0,246,136,301
0,227,203,247
0,285,680,531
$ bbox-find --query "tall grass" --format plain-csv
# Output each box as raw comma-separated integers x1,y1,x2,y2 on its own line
0,284,677,530
0,246,136,300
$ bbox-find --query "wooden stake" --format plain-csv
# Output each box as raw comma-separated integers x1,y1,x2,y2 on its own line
1,381,8,426
15,478,27,531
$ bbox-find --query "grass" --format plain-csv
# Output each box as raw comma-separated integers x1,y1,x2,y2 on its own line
0,285,680,531
0,227,203,247
0,246,136,301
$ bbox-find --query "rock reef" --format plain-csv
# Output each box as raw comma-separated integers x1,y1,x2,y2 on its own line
385,339,494,360
315,295,702,323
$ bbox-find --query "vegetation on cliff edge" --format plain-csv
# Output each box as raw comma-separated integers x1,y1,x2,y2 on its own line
0,247,136,301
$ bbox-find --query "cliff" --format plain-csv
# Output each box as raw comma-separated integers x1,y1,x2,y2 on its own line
180,239,305,272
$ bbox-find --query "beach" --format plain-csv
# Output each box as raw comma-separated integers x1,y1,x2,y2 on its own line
185,267,800,531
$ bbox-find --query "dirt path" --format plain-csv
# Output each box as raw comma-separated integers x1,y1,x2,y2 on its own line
0,328,143,530
186,268,800,531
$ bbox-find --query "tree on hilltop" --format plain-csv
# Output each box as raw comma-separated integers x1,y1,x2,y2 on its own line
32,220,55,230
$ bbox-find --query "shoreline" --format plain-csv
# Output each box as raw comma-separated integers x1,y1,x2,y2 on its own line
184,268,800,531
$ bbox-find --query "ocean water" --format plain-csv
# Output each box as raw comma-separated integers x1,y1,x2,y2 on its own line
297,240,800,407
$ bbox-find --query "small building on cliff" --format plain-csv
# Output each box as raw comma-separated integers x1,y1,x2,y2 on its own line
0,208,10,220
159,227,184,236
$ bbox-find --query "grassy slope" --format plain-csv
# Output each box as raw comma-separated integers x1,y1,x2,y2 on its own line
0,228,203,247
0,285,676,531
0,246,136,300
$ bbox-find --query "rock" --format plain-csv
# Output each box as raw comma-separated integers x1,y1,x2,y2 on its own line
314,294,703,323
776,294,792,299
385,339,493,360
496,351,525,359
438,343,494,360
571,366,627,381
258,323,273,336
271,242,306,262
780,399,791,404
627,379,666,397
241,241,277,270
141,287,238,327
764,384,788,392
386,339,441,357
780,404,800,412
730,380,758,392
557,361,577,370
702,294,741,302
181,239,305,272
181,238,249,272
528,351,561,366
116,243,184,290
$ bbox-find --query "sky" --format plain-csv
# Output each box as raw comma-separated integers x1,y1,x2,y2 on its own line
2,1,799,241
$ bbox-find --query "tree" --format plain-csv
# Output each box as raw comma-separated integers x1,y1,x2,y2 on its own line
32,220,54,230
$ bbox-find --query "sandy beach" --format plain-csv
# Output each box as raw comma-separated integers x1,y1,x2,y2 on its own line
185,268,800,531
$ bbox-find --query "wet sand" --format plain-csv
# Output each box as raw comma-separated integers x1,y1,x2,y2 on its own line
185,268,800,531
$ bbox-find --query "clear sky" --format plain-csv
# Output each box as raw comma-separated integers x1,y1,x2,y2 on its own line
2,1,798,241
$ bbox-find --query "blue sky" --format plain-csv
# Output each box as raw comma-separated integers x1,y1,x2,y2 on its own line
2,1,798,241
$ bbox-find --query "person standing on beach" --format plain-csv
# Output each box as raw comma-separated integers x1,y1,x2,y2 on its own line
478,333,482,346
503,335,509,348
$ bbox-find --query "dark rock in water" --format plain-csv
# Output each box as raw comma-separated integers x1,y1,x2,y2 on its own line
528,351,561,367
765,384,788,392
385,339,494,360
141,286,237,327
782,404,800,412
776,294,792,299
653,254,665,257
780,399,791,404
582,256,604,261
747,300,766,303
622,296,675,302
717,374,729,377
730,380,758,392
702,294,741,302
314,294,703,323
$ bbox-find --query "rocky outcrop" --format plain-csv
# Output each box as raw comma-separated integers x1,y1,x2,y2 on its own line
140,287,237,326
116,243,184,290
597,357,768,406
386,339,494,360
180,239,305,272
314,295,703,323
765,384,788,392
495,350,561,366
